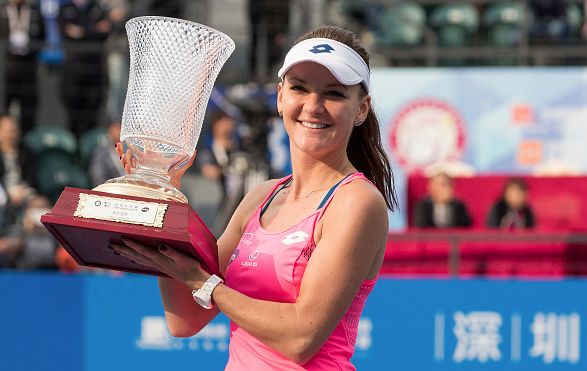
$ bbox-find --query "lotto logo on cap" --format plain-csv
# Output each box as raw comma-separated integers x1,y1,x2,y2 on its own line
278,38,370,94
308,44,335,54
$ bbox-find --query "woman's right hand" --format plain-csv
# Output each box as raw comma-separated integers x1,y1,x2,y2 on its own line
115,142,134,175
114,142,196,190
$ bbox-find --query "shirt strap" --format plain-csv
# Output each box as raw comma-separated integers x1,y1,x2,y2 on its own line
316,174,353,210
260,177,292,216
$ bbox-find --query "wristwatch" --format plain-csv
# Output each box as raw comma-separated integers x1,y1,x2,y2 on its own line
192,275,223,309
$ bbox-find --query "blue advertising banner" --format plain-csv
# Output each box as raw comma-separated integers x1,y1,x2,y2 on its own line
83,274,230,371
2,272,586,370
355,279,586,370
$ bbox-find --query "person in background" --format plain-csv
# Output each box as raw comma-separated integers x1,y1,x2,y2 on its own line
58,0,111,138
527,0,570,44
0,114,37,224
248,0,290,79
89,119,125,188
101,0,130,120
13,195,58,270
0,0,45,136
486,178,535,230
196,111,246,194
195,110,250,235
413,172,472,228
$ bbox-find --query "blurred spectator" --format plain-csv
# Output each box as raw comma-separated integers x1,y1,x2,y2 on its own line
248,0,290,79
527,0,570,44
413,172,472,228
89,119,124,187
0,222,18,268
195,110,250,235
487,178,535,230
12,195,58,270
196,111,246,193
58,0,111,138
102,0,130,120
0,114,37,224
0,0,45,136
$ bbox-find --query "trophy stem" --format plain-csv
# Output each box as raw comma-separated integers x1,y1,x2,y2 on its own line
130,165,171,183
95,165,188,203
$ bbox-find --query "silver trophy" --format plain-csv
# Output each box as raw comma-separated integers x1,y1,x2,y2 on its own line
95,16,235,202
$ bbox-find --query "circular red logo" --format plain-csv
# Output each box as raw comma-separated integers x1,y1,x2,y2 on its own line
388,98,467,172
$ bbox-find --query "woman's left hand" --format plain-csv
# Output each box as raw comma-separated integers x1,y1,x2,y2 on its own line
110,238,210,290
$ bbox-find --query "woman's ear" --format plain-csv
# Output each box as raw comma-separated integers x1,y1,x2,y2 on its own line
277,81,283,116
356,94,371,124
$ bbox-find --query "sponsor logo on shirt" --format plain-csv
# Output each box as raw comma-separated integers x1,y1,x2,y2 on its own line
281,231,309,245
240,233,254,246
241,249,259,267
228,249,239,265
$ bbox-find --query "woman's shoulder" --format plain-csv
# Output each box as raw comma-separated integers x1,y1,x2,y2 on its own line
244,178,284,204
327,175,388,219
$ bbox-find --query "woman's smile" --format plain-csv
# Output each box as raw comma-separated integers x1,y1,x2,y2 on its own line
300,121,331,129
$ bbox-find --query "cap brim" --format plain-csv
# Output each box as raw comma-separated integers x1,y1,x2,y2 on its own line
278,58,364,87
277,38,370,93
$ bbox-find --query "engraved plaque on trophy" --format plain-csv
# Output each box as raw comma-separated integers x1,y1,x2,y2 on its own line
41,16,235,277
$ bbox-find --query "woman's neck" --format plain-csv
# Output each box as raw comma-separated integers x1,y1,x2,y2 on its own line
288,151,350,198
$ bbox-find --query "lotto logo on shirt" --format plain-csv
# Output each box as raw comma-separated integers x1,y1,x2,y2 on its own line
241,249,259,267
281,231,309,245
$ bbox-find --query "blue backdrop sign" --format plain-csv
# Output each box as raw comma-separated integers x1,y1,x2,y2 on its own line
1,272,586,370
369,67,587,230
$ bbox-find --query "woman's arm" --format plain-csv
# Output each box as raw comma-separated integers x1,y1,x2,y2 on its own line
121,179,279,337
211,181,388,364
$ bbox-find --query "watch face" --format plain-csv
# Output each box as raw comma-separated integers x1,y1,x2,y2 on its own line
194,292,212,309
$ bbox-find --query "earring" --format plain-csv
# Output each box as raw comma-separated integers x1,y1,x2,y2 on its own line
354,120,363,126
278,110,283,117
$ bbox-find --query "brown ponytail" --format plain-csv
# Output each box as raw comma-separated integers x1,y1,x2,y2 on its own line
292,25,398,211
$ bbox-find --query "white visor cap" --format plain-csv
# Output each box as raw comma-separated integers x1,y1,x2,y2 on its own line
277,38,370,94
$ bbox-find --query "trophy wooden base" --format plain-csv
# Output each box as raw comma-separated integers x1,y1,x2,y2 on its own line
41,187,220,277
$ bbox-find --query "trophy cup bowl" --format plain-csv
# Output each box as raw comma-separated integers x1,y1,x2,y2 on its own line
41,17,235,276
94,16,235,202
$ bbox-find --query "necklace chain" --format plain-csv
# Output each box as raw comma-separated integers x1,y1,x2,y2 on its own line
290,158,348,198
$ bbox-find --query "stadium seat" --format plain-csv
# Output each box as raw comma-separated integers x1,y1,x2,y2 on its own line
35,150,76,172
483,1,525,65
483,1,525,45
79,127,110,169
37,162,90,204
566,2,583,38
429,2,479,65
376,2,426,47
24,126,77,156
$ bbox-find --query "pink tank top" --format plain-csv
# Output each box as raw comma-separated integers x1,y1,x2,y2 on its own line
224,173,378,370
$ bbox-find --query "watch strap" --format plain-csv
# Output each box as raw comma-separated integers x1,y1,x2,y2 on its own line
192,274,223,309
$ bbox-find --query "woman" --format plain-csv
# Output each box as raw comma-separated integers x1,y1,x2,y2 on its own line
486,178,535,229
113,25,397,369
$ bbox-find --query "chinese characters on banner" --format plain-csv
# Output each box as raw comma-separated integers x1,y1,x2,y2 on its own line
434,311,580,365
